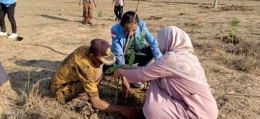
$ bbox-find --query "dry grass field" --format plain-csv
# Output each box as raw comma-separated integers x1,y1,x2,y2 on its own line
0,0,260,118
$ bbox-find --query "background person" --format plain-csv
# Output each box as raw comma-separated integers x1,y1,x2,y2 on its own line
79,0,96,25
112,0,125,22
0,0,18,39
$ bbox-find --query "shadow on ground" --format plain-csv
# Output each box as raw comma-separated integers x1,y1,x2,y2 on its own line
8,59,61,97
40,14,69,21
7,60,145,119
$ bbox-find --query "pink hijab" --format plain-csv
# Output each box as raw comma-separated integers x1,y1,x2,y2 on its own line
0,62,9,87
157,26,209,87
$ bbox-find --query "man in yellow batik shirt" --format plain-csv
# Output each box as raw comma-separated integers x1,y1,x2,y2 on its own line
51,39,136,118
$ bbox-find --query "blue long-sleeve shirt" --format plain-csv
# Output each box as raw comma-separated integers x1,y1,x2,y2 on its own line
0,0,16,5
111,20,162,66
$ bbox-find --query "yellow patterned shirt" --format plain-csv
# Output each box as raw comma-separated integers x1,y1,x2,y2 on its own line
51,45,98,103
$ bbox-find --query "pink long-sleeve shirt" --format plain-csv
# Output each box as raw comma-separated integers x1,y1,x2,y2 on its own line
121,58,218,119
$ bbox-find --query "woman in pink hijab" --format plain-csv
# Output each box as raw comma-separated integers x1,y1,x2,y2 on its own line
114,26,218,119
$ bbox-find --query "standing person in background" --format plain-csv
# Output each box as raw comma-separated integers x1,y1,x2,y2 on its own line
0,0,18,39
79,0,96,25
112,0,124,22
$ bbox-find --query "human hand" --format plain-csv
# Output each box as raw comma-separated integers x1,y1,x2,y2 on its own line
120,65,132,69
120,65,139,70
119,106,137,119
114,68,123,79
121,77,132,99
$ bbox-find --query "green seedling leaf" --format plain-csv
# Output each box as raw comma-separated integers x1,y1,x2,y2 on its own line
135,52,147,56
105,66,120,74
98,11,103,18
140,30,146,41
229,26,234,36
229,19,240,36
231,19,240,27
134,30,146,48
127,36,135,49
128,52,135,66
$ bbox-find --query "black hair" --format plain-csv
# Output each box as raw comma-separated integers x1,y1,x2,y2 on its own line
120,11,140,26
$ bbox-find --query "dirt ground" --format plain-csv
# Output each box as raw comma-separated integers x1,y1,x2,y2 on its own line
0,0,260,119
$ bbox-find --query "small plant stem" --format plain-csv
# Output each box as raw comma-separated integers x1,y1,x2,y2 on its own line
27,70,31,96
123,1,140,55
114,79,119,104
114,0,141,105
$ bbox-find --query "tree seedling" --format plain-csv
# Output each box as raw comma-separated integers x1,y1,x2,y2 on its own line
105,31,147,75
94,10,103,28
229,18,240,37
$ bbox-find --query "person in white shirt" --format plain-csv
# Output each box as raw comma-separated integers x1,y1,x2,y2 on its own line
112,0,125,22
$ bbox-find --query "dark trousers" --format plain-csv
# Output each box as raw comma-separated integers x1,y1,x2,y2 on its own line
114,6,123,21
103,46,153,76
0,3,17,33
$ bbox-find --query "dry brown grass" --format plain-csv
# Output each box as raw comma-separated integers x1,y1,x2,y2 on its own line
0,0,260,119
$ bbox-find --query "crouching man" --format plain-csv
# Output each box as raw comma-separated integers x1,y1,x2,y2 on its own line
51,39,136,118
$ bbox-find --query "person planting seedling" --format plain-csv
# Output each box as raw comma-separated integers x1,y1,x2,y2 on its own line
113,26,218,119
103,11,162,92
51,39,137,118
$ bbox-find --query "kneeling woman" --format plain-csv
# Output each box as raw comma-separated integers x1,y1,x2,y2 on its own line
114,26,218,119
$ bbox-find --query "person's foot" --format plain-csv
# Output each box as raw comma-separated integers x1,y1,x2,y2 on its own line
88,22,93,26
8,33,18,39
81,21,87,25
132,82,144,88
0,32,7,36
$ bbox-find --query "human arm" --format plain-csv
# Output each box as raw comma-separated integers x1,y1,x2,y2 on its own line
140,21,162,60
114,55,172,83
111,30,125,66
120,64,139,69
76,64,135,118
90,97,136,118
